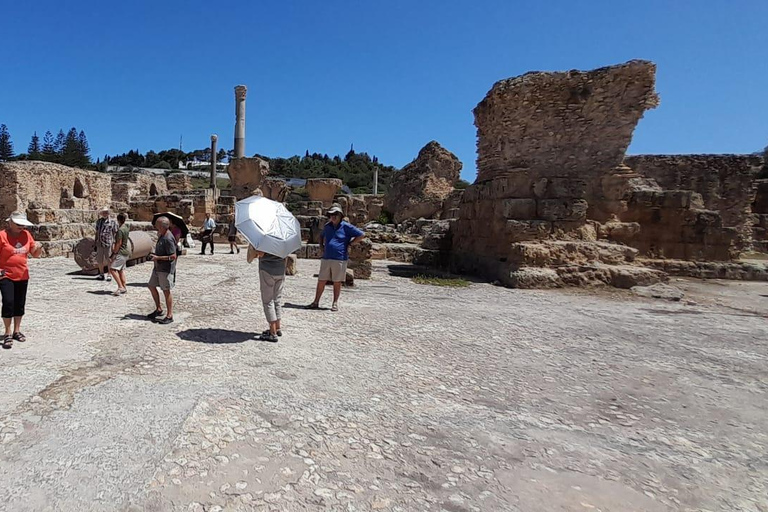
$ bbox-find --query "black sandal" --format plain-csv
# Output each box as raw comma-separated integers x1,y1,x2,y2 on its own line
2,335,13,349
13,332,26,343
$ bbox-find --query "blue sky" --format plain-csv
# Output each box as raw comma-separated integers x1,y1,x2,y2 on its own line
2,0,766,182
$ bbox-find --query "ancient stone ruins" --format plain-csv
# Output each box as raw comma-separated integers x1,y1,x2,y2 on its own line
1,59,765,288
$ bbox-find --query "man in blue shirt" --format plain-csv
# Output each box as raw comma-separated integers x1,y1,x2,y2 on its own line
308,205,364,311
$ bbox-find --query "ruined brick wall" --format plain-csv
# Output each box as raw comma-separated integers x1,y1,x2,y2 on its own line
474,60,659,184
111,171,169,203
625,154,763,244
453,61,659,284
165,173,193,192
0,161,112,220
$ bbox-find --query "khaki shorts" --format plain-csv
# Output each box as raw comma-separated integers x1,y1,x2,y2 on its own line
110,254,127,270
318,259,347,282
149,270,174,291
95,245,111,268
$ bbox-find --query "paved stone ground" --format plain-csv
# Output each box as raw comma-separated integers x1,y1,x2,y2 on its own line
0,254,766,512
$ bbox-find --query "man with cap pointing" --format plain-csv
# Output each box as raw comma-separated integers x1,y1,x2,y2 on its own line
307,205,364,312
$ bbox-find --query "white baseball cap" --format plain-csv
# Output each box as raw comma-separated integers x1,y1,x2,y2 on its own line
6,211,33,227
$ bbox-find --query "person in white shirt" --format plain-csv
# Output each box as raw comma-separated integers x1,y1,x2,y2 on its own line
199,213,216,255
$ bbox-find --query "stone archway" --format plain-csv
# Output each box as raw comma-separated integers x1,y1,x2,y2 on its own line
149,183,159,196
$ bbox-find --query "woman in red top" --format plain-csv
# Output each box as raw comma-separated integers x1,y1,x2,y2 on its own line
0,211,42,349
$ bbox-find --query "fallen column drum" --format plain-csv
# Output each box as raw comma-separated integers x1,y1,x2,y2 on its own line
73,231,154,272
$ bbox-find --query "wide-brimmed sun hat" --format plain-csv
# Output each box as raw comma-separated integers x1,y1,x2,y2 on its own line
327,205,344,216
6,211,33,227
100,206,111,213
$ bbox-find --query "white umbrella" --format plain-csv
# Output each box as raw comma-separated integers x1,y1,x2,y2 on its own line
234,195,302,259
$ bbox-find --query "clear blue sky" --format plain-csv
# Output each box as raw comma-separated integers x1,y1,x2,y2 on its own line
2,0,766,181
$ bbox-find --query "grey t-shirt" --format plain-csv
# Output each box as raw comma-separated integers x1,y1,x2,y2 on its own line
259,253,286,276
154,231,177,273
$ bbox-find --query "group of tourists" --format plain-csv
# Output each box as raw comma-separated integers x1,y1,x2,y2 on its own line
0,203,365,348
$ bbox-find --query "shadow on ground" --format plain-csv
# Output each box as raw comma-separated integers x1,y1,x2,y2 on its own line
283,303,330,311
176,329,255,344
387,264,486,283
86,290,115,296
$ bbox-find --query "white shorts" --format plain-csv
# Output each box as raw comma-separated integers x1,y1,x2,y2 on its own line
110,255,127,270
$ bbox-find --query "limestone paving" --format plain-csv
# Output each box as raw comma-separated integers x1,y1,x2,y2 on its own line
0,256,766,511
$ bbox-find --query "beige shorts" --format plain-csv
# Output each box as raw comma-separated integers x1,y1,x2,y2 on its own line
149,270,174,291
318,259,347,282
96,245,111,268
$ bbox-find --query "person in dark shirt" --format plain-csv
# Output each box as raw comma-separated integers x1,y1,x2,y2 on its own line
307,206,364,312
146,216,177,324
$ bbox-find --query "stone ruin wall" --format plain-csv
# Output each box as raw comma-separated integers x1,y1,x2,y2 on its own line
110,171,169,204
624,154,763,247
453,60,662,286
0,161,112,225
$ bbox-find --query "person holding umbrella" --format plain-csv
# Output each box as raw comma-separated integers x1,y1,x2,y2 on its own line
234,195,302,341
247,246,286,343
152,212,189,258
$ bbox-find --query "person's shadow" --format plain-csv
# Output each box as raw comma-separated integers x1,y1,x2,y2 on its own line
176,328,255,344
283,302,330,311
86,290,114,296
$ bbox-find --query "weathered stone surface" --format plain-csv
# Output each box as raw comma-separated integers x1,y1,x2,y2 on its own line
165,172,192,192
474,60,658,183
625,154,763,245
384,141,463,223
111,171,168,203
632,283,684,301
0,161,112,220
305,179,342,207
261,178,288,202
453,61,660,288
640,258,768,281
227,157,270,200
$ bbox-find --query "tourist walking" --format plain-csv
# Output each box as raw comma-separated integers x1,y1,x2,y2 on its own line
0,211,42,349
146,216,177,324
228,217,240,254
307,205,364,312
109,213,130,296
249,246,286,342
199,212,216,255
95,207,118,280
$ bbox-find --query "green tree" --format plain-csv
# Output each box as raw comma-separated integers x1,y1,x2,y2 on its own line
0,124,14,161
42,131,55,160
61,128,80,166
28,132,41,159
77,130,91,166
53,129,66,156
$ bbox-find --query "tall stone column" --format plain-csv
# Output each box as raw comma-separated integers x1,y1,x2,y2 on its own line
210,134,218,190
373,166,379,195
234,85,247,159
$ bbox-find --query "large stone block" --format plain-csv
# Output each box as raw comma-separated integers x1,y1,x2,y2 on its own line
227,157,270,200
306,179,342,207
384,141,463,223
499,198,537,220
536,199,588,221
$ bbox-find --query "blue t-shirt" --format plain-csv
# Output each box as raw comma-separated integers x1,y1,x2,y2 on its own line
322,221,364,261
